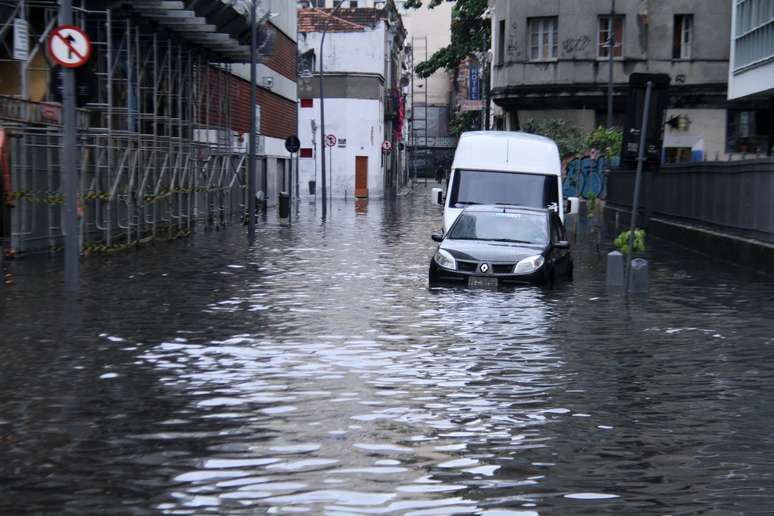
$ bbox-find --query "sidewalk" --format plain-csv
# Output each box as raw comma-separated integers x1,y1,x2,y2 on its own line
604,202,774,276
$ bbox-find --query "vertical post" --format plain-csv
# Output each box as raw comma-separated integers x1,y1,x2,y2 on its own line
60,0,78,292
607,0,616,129
320,2,344,220
625,81,653,292
248,0,257,242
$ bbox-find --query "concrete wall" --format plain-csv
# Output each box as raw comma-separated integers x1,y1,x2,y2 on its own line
518,108,597,133
298,29,387,78
663,109,729,161
298,98,386,199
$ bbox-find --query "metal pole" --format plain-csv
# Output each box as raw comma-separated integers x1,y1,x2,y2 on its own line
319,1,344,220
248,0,257,242
625,81,653,292
607,0,616,129
60,0,78,292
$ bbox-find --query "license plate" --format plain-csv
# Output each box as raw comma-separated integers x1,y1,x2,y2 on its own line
468,276,498,289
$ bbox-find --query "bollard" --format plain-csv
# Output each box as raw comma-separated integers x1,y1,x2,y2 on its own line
629,258,649,293
606,251,625,287
278,191,290,219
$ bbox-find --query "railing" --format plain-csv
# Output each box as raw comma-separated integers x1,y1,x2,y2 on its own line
607,158,774,235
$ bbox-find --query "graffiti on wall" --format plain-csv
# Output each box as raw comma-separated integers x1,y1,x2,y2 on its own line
562,35,592,56
507,22,520,58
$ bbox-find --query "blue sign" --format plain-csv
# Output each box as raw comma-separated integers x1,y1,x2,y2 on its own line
469,66,481,101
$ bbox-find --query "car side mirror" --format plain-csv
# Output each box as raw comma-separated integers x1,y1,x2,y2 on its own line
565,197,579,215
431,233,444,243
554,240,570,250
430,187,444,206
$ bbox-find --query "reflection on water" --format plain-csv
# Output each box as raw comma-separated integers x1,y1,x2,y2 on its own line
1,189,774,515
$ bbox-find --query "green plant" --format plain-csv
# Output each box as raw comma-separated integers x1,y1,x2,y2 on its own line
585,192,597,218
614,229,646,254
449,111,481,137
585,126,623,158
521,118,585,159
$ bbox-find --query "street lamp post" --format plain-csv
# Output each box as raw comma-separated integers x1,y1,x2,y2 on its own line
607,0,616,129
319,0,345,220
248,0,257,242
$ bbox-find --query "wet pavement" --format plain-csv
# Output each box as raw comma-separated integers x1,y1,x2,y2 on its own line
1,187,773,515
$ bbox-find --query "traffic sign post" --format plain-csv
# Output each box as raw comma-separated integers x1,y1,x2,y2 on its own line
53,7,88,292
49,25,92,68
326,134,337,147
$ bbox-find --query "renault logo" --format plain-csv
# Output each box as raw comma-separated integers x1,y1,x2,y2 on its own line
480,263,490,273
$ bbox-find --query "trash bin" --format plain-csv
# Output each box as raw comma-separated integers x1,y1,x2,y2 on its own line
308,180,316,196
278,191,290,219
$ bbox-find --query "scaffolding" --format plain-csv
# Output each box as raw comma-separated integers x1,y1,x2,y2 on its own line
0,0,254,255
409,35,429,183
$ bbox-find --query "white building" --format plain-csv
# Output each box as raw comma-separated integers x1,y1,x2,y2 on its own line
297,4,407,200
727,0,774,157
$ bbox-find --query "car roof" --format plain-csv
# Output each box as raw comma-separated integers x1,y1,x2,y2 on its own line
451,131,561,176
462,204,550,216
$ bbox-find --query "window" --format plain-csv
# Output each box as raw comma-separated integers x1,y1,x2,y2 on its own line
300,148,314,158
349,1,358,6
497,19,506,64
673,15,693,59
598,15,624,58
529,17,558,61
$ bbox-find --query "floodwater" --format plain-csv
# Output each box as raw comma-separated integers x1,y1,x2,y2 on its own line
1,188,773,515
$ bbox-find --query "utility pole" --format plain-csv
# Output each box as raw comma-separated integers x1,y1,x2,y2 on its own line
607,0,616,129
60,0,78,292
247,0,257,243
319,0,345,220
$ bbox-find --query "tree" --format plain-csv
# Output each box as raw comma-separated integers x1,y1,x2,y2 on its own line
405,0,489,78
521,119,586,159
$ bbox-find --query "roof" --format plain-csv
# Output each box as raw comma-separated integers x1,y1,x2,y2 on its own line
298,8,385,33
452,131,562,176
463,205,549,215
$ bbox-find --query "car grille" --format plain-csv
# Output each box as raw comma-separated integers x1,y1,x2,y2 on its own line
493,264,515,274
457,261,478,273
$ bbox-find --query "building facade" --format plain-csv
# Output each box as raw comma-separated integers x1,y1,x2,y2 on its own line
489,0,738,162
296,4,407,200
728,0,774,156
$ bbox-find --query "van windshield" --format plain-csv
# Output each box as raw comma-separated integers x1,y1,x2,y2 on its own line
448,170,559,209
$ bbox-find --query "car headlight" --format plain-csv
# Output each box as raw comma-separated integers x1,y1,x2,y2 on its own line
434,249,457,270
513,255,545,274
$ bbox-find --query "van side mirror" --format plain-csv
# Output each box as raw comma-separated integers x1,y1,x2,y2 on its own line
554,240,570,250
430,187,444,206
431,233,444,243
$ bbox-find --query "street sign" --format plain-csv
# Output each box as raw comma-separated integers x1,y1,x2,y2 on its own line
382,140,393,153
325,134,337,147
48,25,92,68
13,18,28,61
285,135,301,153
622,73,670,168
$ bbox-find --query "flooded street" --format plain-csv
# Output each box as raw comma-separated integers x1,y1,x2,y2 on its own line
2,188,774,515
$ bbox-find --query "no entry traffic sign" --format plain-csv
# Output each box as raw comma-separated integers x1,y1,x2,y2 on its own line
382,140,393,153
49,25,92,68
325,134,337,147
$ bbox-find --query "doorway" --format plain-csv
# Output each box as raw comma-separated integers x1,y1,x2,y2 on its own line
355,156,368,198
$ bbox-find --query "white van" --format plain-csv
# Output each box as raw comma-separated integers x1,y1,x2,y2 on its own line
432,131,569,232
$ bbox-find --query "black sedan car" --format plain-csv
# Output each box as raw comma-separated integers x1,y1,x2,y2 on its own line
429,205,573,287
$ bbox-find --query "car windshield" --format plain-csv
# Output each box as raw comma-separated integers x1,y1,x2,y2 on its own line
447,211,549,245
449,170,559,209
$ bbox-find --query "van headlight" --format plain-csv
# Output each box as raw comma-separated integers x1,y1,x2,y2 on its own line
434,249,457,270
513,255,545,274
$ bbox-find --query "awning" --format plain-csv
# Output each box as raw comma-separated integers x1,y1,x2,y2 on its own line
125,0,260,62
